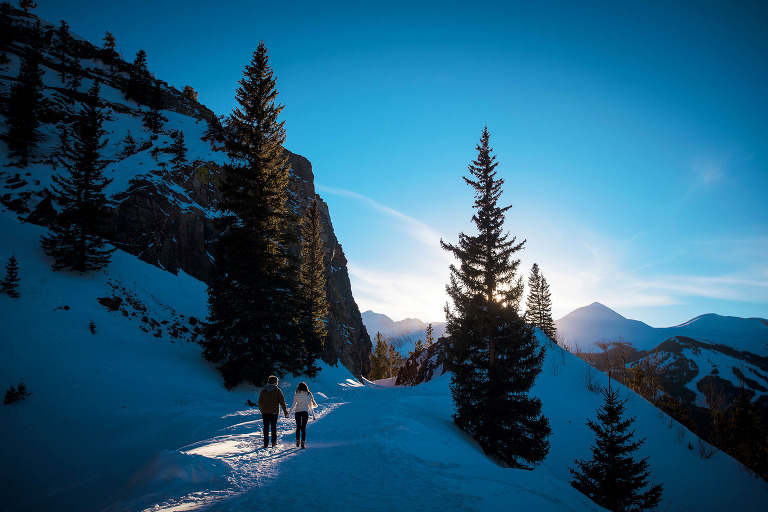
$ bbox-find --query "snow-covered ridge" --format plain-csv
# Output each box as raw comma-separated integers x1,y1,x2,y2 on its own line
556,302,768,353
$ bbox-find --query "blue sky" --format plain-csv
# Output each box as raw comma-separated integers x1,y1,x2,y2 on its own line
35,0,768,327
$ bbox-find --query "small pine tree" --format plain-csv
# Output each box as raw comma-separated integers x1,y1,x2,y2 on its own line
19,0,37,14
525,263,557,341
142,81,166,138
41,82,115,272
120,130,137,158
425,323,434,348
722,389,768,480
89,319,96,334
54,20,78,85
0,255,20,298
298,198,329,377
170,131,187,165
182,84,198,102
569,383,663,512
4,381,32,403
102,31,117,70
1,45,44,166
369,332,403,380
127,49,151,105
103,31,116,51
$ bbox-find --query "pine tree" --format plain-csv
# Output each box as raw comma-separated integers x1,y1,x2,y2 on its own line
525,263,557,341
182,84,198,102
569,383,663,512
41,82,114,272
103,31,116,52
120,130,137,158
2,44,44,166
425,323,434,348
369,332,389,380
538,274,556,339
19,0,37,14
203,42,301,389
298,198,329,377
101,31,117,70
441,127,550,469
54,20,75,85
127,49,151,105
0,255,20,298
170,131,187,165
142,81,166,138
722,389,768,479
369,332,403,380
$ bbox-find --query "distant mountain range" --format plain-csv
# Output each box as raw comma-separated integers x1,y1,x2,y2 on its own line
361,311,446,355
365,303,768,409
555,302,768,353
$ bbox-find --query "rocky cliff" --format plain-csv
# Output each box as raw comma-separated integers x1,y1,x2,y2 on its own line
0,7,371,376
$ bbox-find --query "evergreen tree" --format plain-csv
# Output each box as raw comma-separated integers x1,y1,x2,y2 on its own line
722,389,768,479
441,127,550,469
182,84,198,102
525,263,557,341
0,255,20,298
425,323,434,348
170,130,187,165
19,0,36,14
569,383,663,512
2,45,44,166
55,20,74,84
41,82,114,272
298,198,329,377
126,49,151,105
101,31,117,70
103,31,116,52
142,81,166,138
120,130,137,158
203,42,301,389
369,332,403,380
411,339,424,357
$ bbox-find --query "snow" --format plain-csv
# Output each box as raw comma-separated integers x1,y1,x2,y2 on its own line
556,302,768,353
2,21,767,509
2,205,767,511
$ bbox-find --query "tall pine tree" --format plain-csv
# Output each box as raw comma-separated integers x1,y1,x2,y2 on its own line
298,198,329,377
203,41,301,389
2,44,44,166
441,127,550,469
569,383,663,512
41,82,114,272
525,263,557,341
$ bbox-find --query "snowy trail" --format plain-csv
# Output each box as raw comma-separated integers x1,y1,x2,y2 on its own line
129,373,604,512
136,380,475,512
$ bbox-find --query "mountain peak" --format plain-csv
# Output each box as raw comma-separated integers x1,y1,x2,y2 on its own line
560,302,627,322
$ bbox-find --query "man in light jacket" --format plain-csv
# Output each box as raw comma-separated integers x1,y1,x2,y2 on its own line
258,375,288,448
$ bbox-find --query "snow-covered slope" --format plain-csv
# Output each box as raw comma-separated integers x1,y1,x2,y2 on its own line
361,310,446,355
2,211,767,511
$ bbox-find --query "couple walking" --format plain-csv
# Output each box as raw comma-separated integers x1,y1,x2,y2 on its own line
257,375,317,449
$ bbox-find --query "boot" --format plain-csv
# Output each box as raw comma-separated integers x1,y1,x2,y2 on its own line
263,440,268,448
296,438,300,447
301,440,305,449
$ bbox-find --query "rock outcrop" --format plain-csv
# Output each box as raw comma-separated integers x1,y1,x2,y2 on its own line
1,7,371,377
